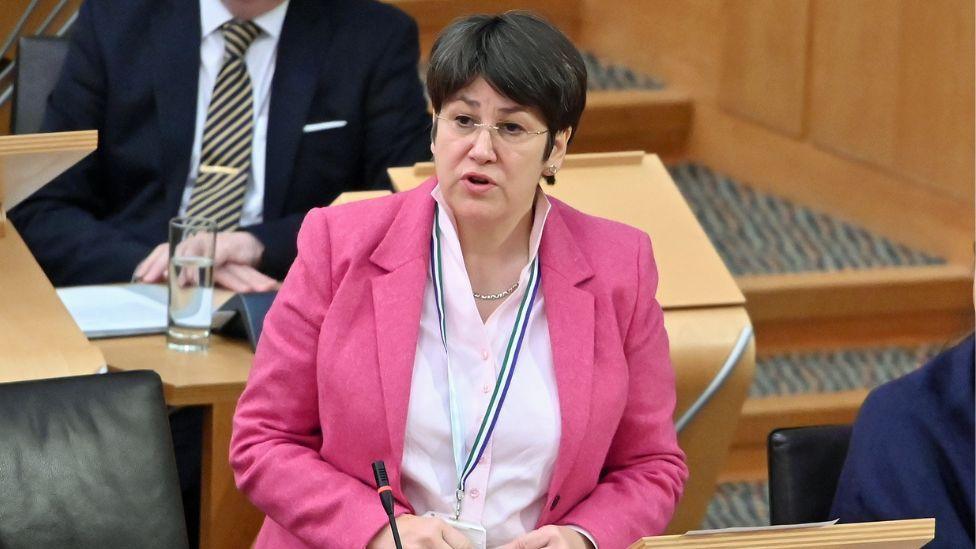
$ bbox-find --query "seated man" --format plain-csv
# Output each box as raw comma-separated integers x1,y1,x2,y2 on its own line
830,333,975,548
11,0,430,292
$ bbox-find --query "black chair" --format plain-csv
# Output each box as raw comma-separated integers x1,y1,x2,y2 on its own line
11,35,70,135
0,371,189,549
767,424,853,525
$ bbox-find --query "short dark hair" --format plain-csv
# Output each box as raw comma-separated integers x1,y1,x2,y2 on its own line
426,11,587,164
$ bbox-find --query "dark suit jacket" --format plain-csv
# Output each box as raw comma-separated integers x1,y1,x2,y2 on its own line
10,0,431,285
830,334,975,548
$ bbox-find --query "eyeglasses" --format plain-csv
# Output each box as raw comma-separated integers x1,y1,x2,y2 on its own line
435,114,548,145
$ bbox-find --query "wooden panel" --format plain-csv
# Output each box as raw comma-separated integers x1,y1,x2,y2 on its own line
386,0,581,59
739,264,973,322
633,518,934,548
809,0,900,167
0,221,105,380
0,130,97,210
574,89,692,156
580,0,725,100
719,0,809,136
201,401,263,549
667,306,755,534
894,0,975,201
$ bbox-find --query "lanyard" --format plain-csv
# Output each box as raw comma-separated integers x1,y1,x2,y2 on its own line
430,204,542,520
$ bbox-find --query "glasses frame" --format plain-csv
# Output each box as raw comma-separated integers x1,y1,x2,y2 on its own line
434,114,549,145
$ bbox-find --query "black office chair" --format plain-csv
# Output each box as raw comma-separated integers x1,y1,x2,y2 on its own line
767,424,853,525
0,371,189,549
11,35,70,135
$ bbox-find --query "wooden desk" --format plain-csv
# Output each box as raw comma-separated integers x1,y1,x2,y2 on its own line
98,334,261,549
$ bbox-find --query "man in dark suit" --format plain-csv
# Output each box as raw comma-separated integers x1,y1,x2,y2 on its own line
10,1,429,546
830,333,974,548
10,0,430,292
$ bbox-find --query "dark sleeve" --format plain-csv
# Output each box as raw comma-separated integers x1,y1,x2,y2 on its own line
359,12,431,188
242,214,302,280
8,1,152,286
242,13,429,280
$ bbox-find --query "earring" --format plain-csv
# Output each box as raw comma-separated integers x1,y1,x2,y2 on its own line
545,165,559,176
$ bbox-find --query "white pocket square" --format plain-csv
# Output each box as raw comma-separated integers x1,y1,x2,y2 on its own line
303,120,347,133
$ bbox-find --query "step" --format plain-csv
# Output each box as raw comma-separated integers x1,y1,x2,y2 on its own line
667,163,973,346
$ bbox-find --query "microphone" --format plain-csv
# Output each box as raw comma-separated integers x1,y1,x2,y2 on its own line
372,460,403,549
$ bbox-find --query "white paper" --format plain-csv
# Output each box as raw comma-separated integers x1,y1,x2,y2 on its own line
57,284,169,338
685,519,838,536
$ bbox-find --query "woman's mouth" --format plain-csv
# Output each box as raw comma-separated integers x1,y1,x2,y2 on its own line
460,172,497,194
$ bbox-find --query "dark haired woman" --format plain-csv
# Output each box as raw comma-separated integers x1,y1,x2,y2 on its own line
231,12,687,549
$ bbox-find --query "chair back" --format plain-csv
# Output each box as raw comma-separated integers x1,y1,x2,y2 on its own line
11,35,69,134
767,424,853,525
0,370,189,549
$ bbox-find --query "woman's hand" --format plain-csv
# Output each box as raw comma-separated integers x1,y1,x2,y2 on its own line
499,525,594,549
367,514,475,549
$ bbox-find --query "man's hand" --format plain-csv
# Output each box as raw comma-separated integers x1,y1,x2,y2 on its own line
133,231,268,290
367,514,475,549
499,525,594,549
213,263,278,293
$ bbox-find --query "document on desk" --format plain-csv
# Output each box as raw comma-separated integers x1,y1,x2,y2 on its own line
57,284,169,338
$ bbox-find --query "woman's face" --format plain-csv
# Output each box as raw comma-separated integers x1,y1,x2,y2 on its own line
432,77,569,227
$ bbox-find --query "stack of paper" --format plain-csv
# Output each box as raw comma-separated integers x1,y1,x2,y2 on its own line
57,284,168,338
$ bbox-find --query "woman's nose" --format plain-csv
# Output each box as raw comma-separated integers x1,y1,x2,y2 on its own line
467,125,497,163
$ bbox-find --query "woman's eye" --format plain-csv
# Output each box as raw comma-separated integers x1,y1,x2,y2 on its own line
500,123,526,135
454,115,474,128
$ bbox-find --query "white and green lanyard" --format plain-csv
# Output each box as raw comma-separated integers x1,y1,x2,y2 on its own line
430,205,542,520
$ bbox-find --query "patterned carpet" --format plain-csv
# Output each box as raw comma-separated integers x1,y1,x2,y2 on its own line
668,163,945,275
750,343,944,398
702,481,770,529
581,51,664,91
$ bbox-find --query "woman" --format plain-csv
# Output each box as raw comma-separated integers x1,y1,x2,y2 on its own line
231,12,687,549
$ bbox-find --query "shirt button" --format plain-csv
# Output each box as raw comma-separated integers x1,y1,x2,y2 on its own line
480,349,489,361
469,489,480,499
482,384,491,394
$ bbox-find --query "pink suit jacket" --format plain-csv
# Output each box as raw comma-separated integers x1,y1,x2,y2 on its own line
231,178,688,549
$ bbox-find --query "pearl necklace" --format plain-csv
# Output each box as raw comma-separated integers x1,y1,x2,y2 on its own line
472,281,519,301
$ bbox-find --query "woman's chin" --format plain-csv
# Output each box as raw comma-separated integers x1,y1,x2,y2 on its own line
450,198,505,226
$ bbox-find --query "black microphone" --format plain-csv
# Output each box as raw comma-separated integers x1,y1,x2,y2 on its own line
372,460,403,549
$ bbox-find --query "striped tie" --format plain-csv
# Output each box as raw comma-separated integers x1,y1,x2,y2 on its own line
186,20,262,231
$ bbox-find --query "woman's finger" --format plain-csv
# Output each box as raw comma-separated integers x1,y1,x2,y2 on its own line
439,524,475,549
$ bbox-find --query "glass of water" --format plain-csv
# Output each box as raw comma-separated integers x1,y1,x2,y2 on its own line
167,217,216,351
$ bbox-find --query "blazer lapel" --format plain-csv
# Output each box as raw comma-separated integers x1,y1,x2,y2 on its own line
264,0,331,219
539,202,596,509
369,179,437,493
151,0,200,216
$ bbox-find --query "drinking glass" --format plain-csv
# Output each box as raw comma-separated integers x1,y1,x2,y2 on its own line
166,217,216,351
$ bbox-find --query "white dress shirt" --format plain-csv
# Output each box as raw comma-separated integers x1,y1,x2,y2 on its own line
402,185,595,548
177,0,290,226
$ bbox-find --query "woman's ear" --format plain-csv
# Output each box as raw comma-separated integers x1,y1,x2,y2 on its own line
545,127,572,171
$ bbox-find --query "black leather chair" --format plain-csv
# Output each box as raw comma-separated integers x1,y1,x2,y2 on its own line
767,424,853,525
0,371,189,549
11,35,70,135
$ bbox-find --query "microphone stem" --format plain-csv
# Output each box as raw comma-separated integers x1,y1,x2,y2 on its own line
388,513,403,549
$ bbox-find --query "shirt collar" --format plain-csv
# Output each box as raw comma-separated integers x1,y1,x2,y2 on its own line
430,183,551,263
199,0,290,40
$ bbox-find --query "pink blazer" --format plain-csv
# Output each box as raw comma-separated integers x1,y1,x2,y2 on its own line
231,178,687,549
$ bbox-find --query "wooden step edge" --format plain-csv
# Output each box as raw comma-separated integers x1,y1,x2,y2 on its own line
733,390,867,448
738,264,973,322
587,88,692,107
